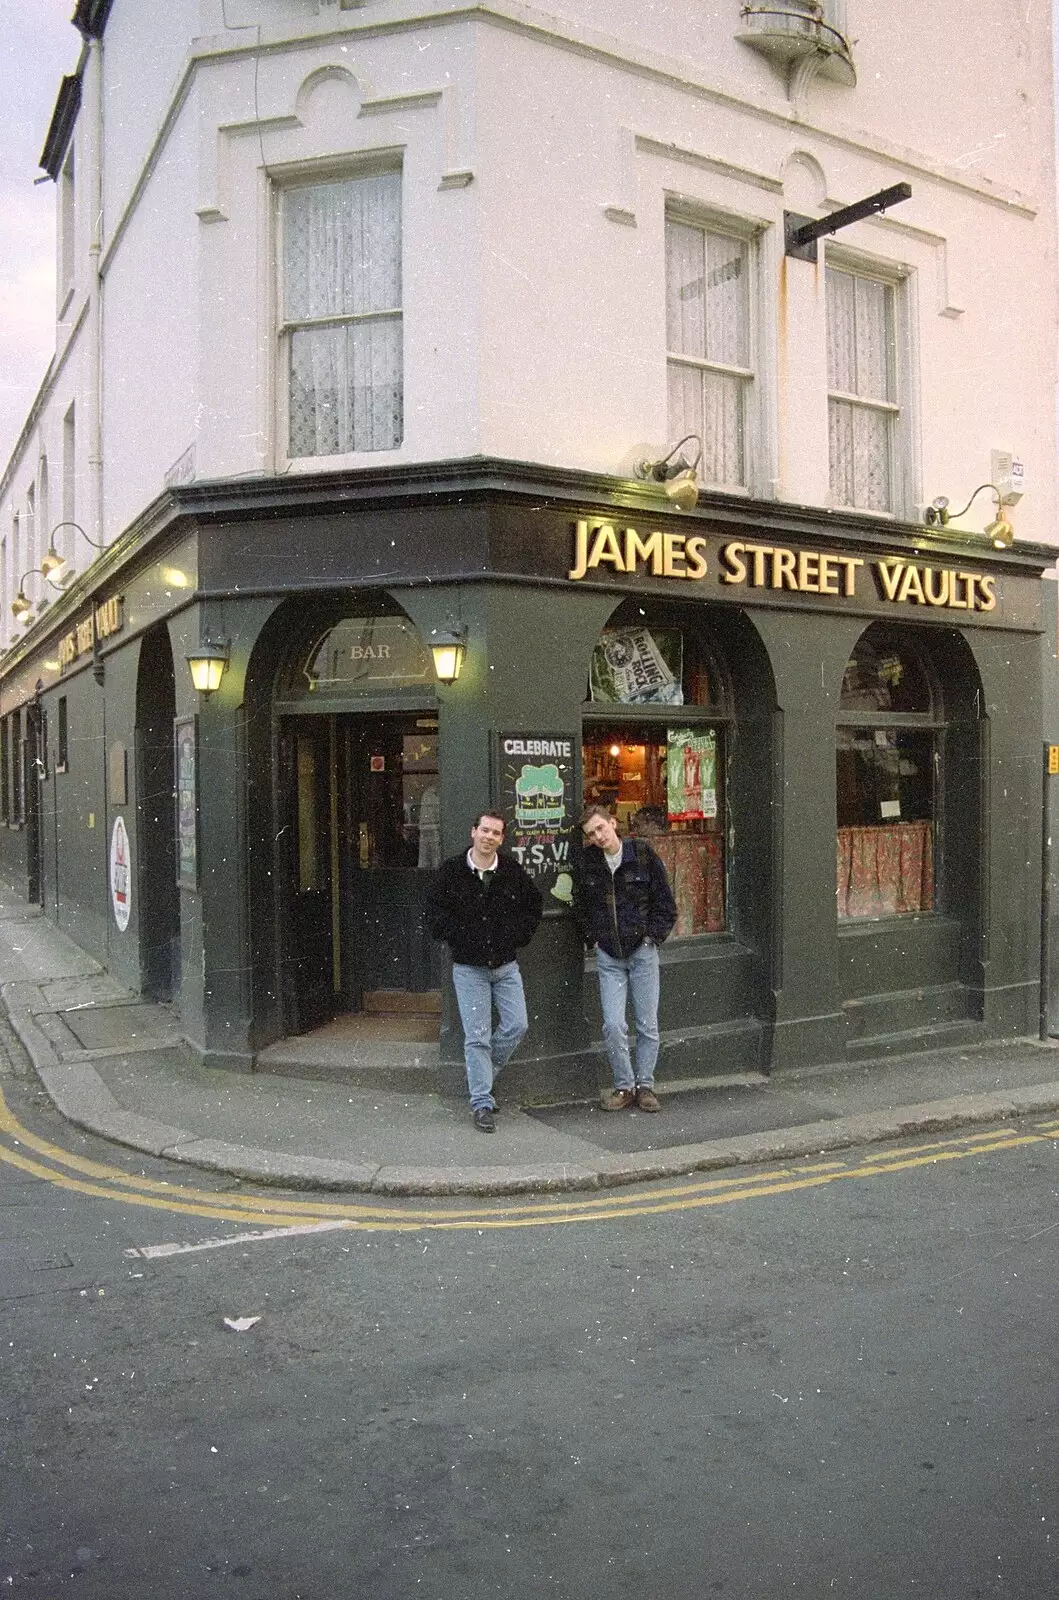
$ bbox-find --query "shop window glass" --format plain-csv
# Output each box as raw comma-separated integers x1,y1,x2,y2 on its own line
0,718,8,821
582,722,725,937
837,629,936,920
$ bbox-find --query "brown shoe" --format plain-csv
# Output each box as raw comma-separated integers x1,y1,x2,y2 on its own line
601,1088,637,1112
635,1086,661,1112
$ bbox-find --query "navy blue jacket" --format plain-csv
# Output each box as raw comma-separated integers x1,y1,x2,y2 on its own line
427,851,542,968
573,839,677,959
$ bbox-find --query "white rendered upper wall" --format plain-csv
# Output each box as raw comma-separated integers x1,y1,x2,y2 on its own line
484,0,1051,200
3,0,1056,559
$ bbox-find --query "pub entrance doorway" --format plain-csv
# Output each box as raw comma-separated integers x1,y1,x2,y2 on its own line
279,710,442,1037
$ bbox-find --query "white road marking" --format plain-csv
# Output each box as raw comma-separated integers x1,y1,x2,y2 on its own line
127,1219,355,1258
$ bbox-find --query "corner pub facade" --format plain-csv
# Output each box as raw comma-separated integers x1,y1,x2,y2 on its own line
0,467,1049,1100
1,1,1055,1102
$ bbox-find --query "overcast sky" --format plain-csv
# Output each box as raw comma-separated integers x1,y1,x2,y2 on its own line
0,1,81,470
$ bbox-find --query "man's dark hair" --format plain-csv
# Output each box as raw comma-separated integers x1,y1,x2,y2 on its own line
472,811,506,831
631,805,667,835
580,804,615,828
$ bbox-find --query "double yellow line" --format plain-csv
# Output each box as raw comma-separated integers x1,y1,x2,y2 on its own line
2,1084,1057,1240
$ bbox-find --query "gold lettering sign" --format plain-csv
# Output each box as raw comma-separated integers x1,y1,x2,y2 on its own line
720,544,996,612
567,523,998,614
720,542,863,596
568,521,707,583
58,596,125,673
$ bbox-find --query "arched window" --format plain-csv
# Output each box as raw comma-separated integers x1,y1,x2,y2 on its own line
836,624,939,920
582,609,730,936
281,613,435,700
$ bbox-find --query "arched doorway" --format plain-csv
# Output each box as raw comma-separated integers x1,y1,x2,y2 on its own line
135,624,179,1000
274,608,442,1037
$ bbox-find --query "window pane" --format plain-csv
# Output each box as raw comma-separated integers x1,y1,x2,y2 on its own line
841,631,932,713
701,368,745,486
826,267,856,393
582,725,725,934
836,729,935,919
836,727,933,826
669,364,746,488
705,232,749,367
828,397,855,505
587,627,718,708
284,173,401,322
666,222,706,357
852,403,891,511
289,318,402,457
829,398,890,511
854,276,892,402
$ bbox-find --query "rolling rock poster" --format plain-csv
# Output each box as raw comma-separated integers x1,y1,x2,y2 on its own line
589,628,683,705
494,734,577,906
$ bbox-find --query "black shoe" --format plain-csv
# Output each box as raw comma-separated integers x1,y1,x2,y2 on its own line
473,1107,496,1133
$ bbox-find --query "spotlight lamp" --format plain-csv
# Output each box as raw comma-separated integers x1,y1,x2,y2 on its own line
636,434,703,511
429,622,467,684
40,521,106,584
10,567,61,622
923,484,1014,548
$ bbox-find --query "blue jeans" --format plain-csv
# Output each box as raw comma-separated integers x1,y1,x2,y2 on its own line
451,961,529,1110
595,941,660,1091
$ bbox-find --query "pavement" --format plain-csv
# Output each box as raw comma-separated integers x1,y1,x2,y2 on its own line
4,886,1059,1197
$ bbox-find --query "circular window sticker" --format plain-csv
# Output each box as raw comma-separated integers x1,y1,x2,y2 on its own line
110,815,132,932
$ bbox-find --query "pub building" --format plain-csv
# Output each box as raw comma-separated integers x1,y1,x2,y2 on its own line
0,466,1050,1100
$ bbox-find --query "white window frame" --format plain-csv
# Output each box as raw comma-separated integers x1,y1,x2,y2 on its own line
825,249,916,519
664,205,769,496
275,160,404,465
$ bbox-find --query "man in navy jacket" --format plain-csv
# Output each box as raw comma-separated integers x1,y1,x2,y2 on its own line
426,811,542,1131
573,805,676,1112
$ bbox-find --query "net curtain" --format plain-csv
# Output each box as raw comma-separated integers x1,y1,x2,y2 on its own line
666,220,749,489
284,172,403,457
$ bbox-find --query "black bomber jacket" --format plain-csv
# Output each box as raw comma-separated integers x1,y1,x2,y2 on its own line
426,851,543,968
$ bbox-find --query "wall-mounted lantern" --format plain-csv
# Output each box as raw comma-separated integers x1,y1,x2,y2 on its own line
186,639,230,697
429,623,467,684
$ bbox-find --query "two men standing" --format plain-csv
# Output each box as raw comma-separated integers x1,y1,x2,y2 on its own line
427,802,675,1126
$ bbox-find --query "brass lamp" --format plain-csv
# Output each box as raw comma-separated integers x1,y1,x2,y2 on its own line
923,484,1014,549
40,521,106,584
10,568,58,621
636,434,703,511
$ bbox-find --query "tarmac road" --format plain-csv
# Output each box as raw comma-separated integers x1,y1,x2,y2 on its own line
3,1042,1058,1599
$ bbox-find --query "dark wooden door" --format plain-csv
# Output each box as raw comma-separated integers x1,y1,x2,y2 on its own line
338,714,442,1006
279,717,338,1033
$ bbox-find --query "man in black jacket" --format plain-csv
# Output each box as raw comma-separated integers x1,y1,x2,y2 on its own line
426,811,542,1132
573,804,676,1113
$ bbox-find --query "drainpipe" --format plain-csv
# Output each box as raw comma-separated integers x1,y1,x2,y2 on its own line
85,32,104,548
